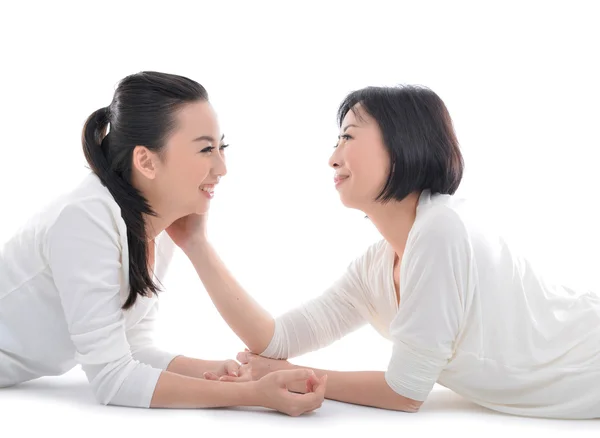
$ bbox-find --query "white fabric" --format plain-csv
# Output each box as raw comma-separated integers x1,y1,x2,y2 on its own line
0,172,178,407
262,189,600,419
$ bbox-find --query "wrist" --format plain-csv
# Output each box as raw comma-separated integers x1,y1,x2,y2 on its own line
238,381,261,407
182,237,210,255
208,360,226,375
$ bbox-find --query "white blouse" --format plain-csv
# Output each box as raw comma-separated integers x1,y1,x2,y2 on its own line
0,172,178,407
262,189,600,419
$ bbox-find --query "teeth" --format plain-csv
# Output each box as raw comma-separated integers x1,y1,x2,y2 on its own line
201,186,214,193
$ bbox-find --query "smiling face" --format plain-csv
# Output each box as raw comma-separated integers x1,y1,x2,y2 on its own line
329,104,392,210
132,100,228,218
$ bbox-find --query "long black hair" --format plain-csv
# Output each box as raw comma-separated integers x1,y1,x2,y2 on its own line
81,71,208,309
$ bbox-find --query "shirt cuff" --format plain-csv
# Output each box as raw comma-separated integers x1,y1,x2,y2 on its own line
384,340,447,402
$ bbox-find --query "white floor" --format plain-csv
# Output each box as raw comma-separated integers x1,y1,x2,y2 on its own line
1,369,598,437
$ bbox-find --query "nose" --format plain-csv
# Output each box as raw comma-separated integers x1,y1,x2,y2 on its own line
328,146,342,169
213,149,228,178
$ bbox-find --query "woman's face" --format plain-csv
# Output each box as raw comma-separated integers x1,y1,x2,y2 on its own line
329,104,391,210
137,100,228,218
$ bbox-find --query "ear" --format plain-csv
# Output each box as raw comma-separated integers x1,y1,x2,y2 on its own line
132,145,158,180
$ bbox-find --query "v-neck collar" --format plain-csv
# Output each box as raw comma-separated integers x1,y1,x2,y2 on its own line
384,189,430,312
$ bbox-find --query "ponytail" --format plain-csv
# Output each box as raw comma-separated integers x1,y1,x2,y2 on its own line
82,107,110,178
81,106,160,310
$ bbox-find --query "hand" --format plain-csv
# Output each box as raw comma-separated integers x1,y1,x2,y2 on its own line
203,360,252,383
237,350,291,380
254,369,327,417
166,213,208,253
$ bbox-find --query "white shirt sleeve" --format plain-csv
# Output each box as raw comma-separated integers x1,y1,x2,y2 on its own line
385,209,470,401
127,299,179,370
261,258,368,359
46,200,166,408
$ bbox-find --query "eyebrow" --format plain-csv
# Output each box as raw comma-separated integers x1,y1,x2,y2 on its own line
341,124,359,132
192,134,225,143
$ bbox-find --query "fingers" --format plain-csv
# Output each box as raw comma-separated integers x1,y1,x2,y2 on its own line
204,372,247,383
219,375,241,383
306,380,313,393
314,375,327,397
308,373,320,390
299,377,327,410
284,383,326,416
305,373,320,393
236,351,251,364
224,360,240,377
273,368,316,386
237,351,260,364
203,371,219,381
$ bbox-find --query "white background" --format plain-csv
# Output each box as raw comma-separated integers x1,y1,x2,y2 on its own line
1,0,599,435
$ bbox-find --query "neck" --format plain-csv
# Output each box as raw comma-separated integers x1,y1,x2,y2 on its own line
144,211,174,241
362,191,421,255
132,173,179,241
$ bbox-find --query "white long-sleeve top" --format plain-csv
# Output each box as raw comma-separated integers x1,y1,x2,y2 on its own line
262,189,600,419
0,172,178,407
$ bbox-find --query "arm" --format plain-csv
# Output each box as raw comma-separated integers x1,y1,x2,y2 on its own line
129,232,238,379
47,200,322,412
183,241,275,354
185,240,368,359
127,299,232,379
149,371,253,408
383,210,470,403
238,355,422,412
48,201,236,407
236,210,470,412
295,369,422,412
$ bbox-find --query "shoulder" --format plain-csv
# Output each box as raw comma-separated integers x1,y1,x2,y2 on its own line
339,238,391,291
415,206,468,241
408,191,473,256
46,173,126,244
351,238,390,270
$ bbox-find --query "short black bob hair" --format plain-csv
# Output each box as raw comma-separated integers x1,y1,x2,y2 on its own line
337,85,464,203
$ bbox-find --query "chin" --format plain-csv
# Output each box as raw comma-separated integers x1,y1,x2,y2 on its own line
194,204,209,215
338,191,355,208
338,193,368,212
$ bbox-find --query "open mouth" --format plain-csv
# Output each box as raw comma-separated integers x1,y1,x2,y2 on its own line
200,185,215,198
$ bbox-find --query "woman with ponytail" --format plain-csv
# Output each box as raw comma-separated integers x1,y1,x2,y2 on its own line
0,71,326,416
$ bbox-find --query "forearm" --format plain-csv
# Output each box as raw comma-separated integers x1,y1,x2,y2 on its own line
286,365,421,412
185,241,275,354
150,370,256,409
165,355,225,379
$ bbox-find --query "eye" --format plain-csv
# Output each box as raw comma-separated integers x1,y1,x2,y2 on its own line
220,144,230,150
200,146,215,154
334,134,352,148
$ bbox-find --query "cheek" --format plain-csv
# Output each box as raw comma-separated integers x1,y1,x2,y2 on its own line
182,157,211,184
350,151,389,199
161,160,205,197
347,147,387,187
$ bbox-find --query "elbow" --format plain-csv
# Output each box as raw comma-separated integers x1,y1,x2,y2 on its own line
82,357,152,408
385,386,424,413
400,398,423,413
387,396,422,413
249,318,281,358
91,389,113,406
247,341,270,357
